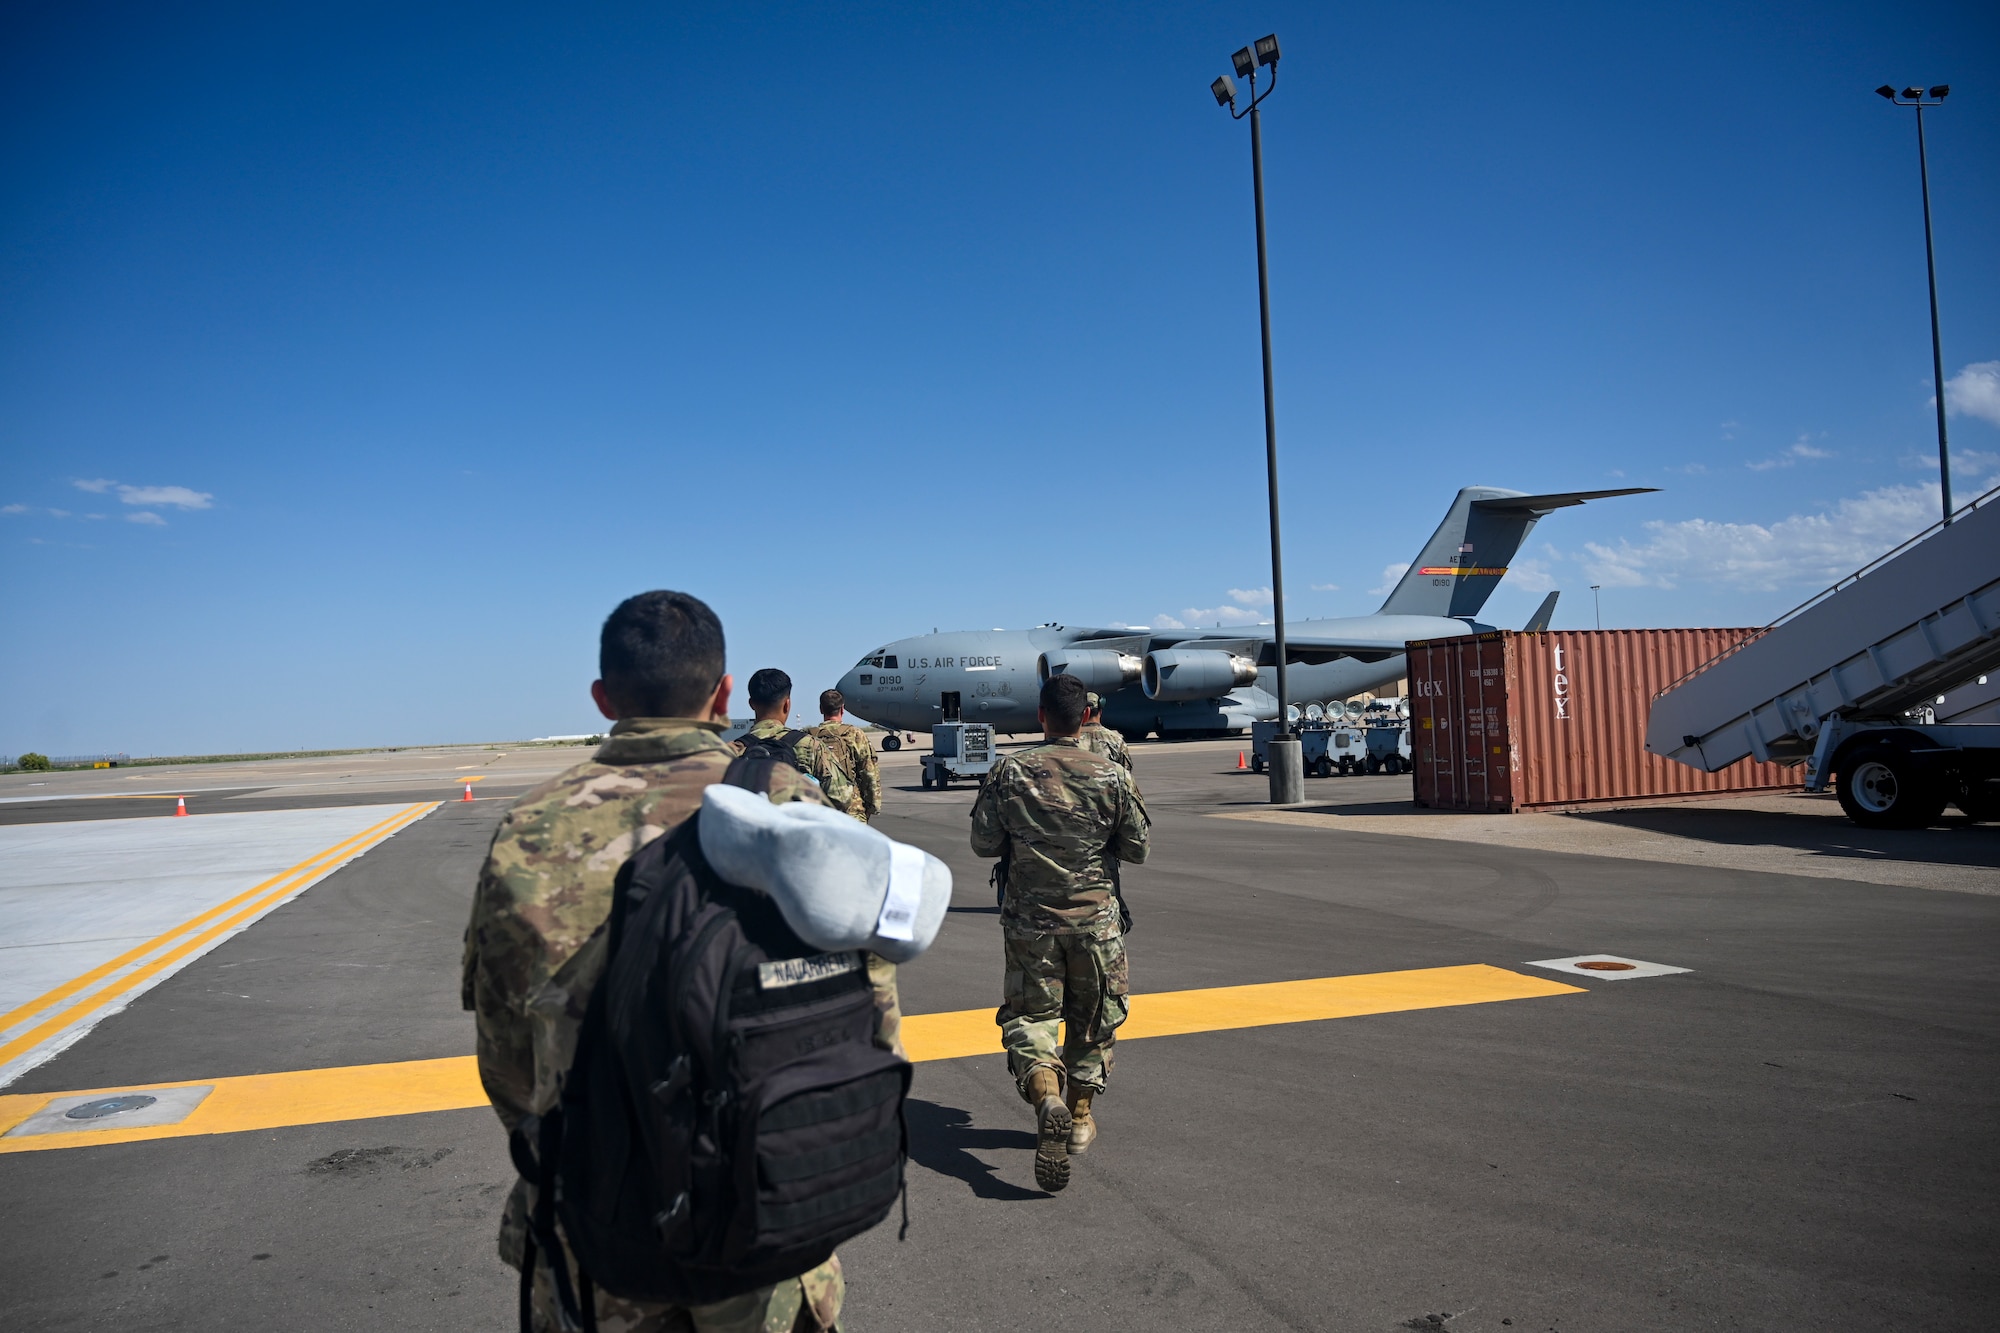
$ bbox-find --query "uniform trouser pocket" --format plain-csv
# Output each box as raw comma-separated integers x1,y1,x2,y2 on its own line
1074,932,1129,1043
999,932,1128,1097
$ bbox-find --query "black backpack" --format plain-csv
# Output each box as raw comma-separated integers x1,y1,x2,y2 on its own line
736,728,806,772
509,779,911,1331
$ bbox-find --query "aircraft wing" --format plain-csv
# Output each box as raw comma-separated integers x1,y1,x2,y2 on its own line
1077,628,1407,666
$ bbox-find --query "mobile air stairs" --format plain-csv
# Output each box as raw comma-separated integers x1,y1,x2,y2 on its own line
1647,484,2000,827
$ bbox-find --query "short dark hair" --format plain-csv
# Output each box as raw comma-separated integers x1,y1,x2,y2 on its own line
819,689,845,716
599,591,725,718
748,667,792,707
1040,674,1088,733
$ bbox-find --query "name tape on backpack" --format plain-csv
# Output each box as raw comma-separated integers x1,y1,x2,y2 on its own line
757,951,863,990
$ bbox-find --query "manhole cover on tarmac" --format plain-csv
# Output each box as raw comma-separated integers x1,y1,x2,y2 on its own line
1523,954,1693,981
65,1095,159,1120
3,1085,214,1138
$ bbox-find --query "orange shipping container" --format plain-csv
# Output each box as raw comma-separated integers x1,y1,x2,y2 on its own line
1407,629,1802,812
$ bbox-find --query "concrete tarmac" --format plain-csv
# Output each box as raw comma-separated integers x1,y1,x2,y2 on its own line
1,738,1995,1330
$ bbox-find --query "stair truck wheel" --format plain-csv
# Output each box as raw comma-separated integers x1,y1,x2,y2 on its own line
920,764,934,790
1837,747,1947,828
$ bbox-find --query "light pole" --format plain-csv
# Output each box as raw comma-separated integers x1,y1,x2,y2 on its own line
1591,585,1602,630
1212,34,1300,803
1876,83,1954,524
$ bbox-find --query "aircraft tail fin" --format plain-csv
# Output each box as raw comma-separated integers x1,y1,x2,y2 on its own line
1375,487,1654,619
1521,591,1560,632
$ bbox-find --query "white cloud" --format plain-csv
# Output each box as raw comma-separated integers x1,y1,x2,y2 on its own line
1900,447,2000,485
1507,557,1556,593
125,511,168,526
1746,436,1832,471
1147,585,1283,630
1958,449,2000,481
1719,421,1741,441
47,508,70,518
1943,360,2000,427
1309,582,1340,592
1,503,26,515
1368,562,1410,597
1154,603,1268,630
73,478,116,493
1581,482,1938,593
116,484,212,510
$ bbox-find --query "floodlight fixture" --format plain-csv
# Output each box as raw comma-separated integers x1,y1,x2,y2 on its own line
1212,74,1237,106
1930,84,1949,99
1254,34,1281,67
1876,85,1897,99
1232,46,1256,78
1902,86,1924,99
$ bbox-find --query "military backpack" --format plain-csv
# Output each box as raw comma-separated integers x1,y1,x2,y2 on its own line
735,727,807,773
508,765,910,1330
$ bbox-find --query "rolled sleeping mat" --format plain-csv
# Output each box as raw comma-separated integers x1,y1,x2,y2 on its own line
697,784,951,964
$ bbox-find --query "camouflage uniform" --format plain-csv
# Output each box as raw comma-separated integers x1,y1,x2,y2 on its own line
741,718,857,815
807,719,882,823
969,737,1149,1100
462,716,897,1332
1077,722,1133,774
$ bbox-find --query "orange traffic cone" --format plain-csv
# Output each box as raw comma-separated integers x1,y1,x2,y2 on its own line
462,784,474,802
1237,751,1248,770
174,796,188,817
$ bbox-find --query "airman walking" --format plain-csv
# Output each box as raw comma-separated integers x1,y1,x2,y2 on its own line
737,668,858,815
1078,691,1135,773
970,673,1149,1192
463,592,890,1331
809,688,882,824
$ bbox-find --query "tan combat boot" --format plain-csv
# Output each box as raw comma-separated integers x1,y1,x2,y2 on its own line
1065,1087,1097,1154
1026,1067,1071,1192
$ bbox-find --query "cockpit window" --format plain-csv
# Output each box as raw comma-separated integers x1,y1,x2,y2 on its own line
883,655,897,669
858,652,898,669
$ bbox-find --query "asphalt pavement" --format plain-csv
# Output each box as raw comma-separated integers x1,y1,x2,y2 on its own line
1,739,1994,1331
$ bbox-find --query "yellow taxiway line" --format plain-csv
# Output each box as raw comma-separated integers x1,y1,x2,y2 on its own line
0,803,439,1069
0,964,1578,1153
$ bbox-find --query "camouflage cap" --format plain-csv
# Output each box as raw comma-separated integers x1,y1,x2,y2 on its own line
1085,692,1102,709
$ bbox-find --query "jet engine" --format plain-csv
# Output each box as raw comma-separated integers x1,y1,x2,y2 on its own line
1141,649,1259,702
1037,648,1144,693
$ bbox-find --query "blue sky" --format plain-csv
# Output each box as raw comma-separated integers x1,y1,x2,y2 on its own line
4,1,1996,757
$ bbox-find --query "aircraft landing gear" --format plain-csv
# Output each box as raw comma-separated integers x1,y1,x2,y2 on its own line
882,733,901,752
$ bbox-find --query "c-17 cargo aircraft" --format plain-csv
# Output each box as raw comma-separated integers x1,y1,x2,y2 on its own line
835,485,1654,744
